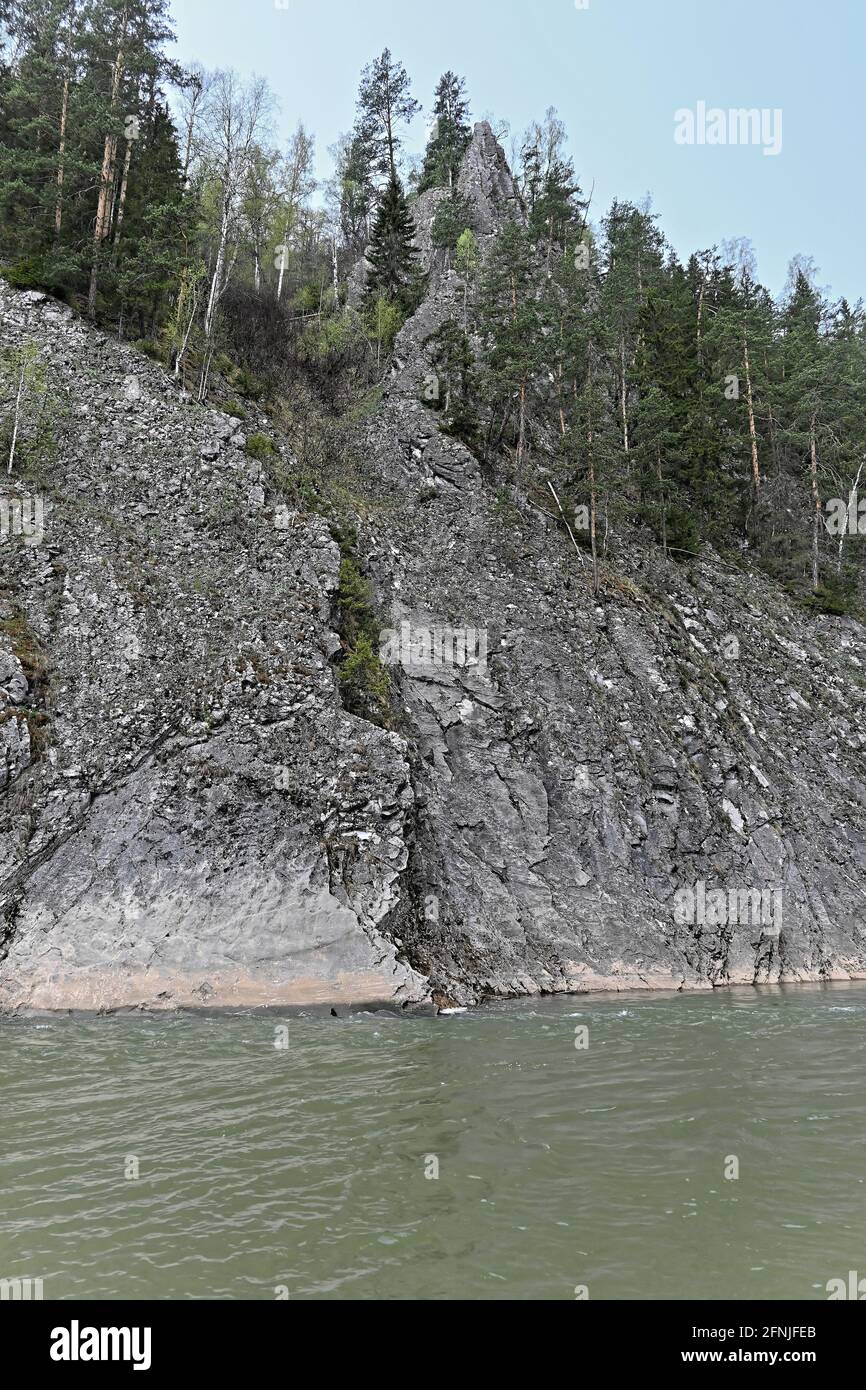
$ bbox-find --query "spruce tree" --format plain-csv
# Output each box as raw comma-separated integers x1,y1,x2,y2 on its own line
365,173,420,309
633,256,713,548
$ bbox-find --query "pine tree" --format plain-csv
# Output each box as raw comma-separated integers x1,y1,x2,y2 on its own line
707,272,776,506
83,0,177,319
356,48,420,184
599,200,666,472
0,0,84,280
776,270,837,593
825,300,866,584
564,334,621,594
417,71,471,193
0,0,185,331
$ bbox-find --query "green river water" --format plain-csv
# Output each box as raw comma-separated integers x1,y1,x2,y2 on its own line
1,982,865,1300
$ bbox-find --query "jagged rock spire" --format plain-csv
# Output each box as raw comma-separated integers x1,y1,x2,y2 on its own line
456,122,524,239
348,121,523,305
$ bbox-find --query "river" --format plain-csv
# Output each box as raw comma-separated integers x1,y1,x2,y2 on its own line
2,983,864,1300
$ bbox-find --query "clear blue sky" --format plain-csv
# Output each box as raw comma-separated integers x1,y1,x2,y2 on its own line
171,0,865,303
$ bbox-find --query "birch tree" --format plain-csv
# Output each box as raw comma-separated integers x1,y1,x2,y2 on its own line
197,69,272,395
275,122,315,302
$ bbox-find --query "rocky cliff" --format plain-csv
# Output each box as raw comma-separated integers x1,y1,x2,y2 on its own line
1,124,865,1013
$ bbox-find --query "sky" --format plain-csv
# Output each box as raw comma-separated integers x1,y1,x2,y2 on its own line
170,0,865,303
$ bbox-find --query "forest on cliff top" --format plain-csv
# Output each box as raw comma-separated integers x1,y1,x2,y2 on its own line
2,0,865,619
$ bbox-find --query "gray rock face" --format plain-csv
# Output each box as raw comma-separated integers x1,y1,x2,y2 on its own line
457,121,525,238
365,475,866,1002
0,287,427,1013
1,123,865,1013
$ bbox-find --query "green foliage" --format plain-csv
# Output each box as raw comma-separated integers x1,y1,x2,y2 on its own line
355,48,420,183
478,219,546,461
641,500,701,558
217,356,265,400
337,554,377,646
347,384,385,421
0,342,57,477
1,254,68,297
431,191,476,261
335,550,393,725
455,228,479,280
364,296,404,363
332,129,376,251
133,338,166,362
338,633,392,721
292,281,325,315
299,310,361,362
802,573,858,617
520,108,587,251
1,17,863,616
0,0,189,330
245,432,277,462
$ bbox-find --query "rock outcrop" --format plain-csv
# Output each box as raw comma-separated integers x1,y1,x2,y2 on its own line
1,123,865,1012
